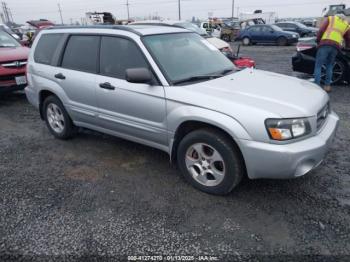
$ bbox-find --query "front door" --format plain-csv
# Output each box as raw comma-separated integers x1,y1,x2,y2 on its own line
96,36,167,147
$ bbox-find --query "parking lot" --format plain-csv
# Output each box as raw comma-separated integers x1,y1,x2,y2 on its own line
1,44,350,260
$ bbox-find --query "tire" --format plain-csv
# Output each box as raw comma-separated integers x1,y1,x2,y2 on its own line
242,37,251,46
222,34,231,42
43,95,76,140
177,128,244,195
277,36,288,46
321,59,346,85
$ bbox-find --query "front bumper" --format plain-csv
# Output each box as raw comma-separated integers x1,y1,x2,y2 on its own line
239,111,339,179
0,84,26,94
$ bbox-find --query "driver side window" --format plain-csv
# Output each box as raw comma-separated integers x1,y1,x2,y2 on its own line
100,36,149,80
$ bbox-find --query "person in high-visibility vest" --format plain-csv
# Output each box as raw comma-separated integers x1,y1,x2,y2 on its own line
314,14,350,92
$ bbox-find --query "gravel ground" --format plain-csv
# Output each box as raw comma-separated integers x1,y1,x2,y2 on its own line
1,45,350,261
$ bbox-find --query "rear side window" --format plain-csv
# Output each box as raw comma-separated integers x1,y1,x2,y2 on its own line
100,36,148,79
61,35,100,73
34,34,63,65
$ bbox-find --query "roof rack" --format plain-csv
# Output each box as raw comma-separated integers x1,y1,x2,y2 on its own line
45,25,142,35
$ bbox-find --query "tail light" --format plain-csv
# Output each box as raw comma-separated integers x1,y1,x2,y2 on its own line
296,43,314,52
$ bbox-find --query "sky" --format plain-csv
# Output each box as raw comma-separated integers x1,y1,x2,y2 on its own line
5,0,350,24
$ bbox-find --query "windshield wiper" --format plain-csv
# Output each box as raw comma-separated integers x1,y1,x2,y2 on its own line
173,75,222,85
219,69,236,75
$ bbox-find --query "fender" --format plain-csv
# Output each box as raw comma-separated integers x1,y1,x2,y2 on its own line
166,104,252,157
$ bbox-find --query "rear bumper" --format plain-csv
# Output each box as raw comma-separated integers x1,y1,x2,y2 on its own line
24,86,39,109
239,111,339,180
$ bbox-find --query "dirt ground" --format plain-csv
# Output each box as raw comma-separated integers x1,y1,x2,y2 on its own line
0,45,350,261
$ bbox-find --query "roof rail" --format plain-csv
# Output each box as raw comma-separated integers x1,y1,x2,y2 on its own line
45,25,142,35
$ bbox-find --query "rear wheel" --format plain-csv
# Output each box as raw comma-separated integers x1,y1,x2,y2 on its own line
177,128,244,195
277,36,288,46
43,96,76,139
242,37,251,46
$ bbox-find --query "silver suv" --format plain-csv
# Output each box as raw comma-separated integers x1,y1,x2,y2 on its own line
25,25,339,195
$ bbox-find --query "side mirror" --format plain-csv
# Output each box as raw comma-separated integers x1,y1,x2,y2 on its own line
270,30,275,33
126,68,152,84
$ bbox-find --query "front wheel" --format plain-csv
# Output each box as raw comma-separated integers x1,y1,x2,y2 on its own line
277,37,288,46
177,128,244,195
43,96,77,139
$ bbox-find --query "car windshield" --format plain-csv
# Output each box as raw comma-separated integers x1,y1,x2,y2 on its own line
271,25,283,31
143,33,235,85
0,30,20,47
174,22,208,36
294,22,308,28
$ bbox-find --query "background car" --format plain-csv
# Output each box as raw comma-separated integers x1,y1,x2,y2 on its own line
275,21,318,37
237,24,299,46
292,37,350,85
0,24,21,40
0,30,29,93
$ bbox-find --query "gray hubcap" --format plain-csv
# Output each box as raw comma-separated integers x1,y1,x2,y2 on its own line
47,103,65,134
185,143,226,187
243,38,250,45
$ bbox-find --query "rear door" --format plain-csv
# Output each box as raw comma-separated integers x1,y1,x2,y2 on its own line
56,35,100,124
95,36,167,146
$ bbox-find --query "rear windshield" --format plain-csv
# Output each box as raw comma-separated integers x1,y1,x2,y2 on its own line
34,34,63,65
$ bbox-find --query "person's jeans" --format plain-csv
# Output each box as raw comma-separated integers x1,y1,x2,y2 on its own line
314,45,338,86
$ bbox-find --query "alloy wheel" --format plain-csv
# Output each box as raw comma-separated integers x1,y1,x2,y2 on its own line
46,103,65,134
185,143,226,187
321,61,344,85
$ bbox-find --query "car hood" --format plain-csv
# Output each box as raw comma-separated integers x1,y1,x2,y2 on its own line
0,46,30,62
166,69,328,119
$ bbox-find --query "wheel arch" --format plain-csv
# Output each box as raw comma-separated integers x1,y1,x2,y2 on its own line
38,89,67,120
170,120,248,176
168,107,252,163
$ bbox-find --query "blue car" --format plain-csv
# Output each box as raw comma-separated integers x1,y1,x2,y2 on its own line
237,24,299,46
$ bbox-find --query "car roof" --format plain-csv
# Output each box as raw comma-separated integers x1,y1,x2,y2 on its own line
45,25,190,36
131,20,187,26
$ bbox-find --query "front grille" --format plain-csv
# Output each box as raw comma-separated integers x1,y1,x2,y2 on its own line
317,103,330,130
0,60,27,68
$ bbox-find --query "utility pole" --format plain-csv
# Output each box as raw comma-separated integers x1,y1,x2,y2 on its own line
2,2,10,23
178,0,181,20
232,0,235,19
126,0,130,20
58,3,64,25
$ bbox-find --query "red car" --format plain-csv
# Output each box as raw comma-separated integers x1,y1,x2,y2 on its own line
0,30,30,93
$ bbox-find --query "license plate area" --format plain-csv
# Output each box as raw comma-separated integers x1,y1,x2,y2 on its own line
15,76,27,85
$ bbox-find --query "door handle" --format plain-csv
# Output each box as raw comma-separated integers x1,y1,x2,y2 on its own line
55,73,66,80
99,82,116,90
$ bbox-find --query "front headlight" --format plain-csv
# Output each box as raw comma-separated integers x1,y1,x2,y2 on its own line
265,118,311,141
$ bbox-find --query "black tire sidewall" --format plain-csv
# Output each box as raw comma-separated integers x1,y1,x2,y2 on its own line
177,129,243,195
277,37,287,46
43,96,75,139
